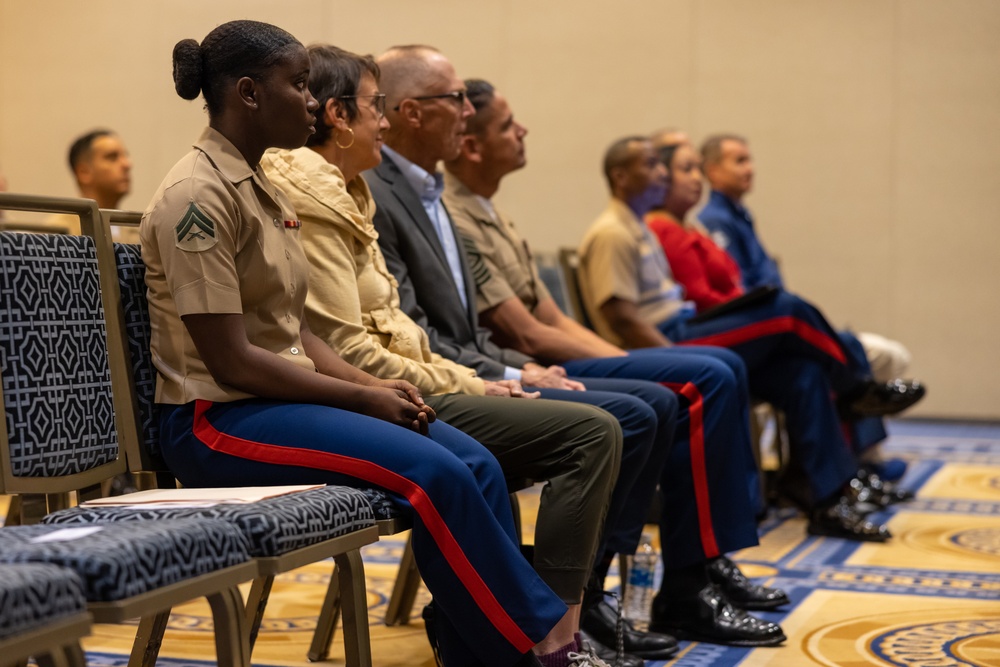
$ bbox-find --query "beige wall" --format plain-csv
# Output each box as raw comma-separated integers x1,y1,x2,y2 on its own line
2,0,998,418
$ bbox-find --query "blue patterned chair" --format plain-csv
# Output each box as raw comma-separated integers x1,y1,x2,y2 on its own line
0,563,90,667
0,211,259,667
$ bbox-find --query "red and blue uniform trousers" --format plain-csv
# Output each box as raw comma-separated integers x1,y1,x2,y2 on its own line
659,289,882,503
562,347,762,570
157,398,567,667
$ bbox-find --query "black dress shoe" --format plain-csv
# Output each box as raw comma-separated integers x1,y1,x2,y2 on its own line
808,497,891,542
847,471,915,514
840,379,925,418
578,630,645,667
858,468,916,504
582,600,678,659
649,585,785,647
706,556,790,610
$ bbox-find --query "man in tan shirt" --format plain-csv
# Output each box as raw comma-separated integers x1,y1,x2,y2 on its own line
579,136,916,548
48,130,139,242
444,80,788,649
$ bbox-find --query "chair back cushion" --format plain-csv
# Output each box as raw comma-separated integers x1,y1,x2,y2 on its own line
0,232,118,477
113,243,164,461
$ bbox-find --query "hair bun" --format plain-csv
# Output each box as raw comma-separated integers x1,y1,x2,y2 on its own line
172,38,204,100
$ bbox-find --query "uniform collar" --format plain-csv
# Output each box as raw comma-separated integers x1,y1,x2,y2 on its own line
607,197,647,241
194,127,257,184
709,189,751,221
195,127,285,209
443,171,498,226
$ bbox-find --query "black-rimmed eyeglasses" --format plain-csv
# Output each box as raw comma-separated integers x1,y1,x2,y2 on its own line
392,90,467,111
338,93,387,118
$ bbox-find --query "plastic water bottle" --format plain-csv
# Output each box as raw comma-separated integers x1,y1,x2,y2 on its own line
623,533,657,630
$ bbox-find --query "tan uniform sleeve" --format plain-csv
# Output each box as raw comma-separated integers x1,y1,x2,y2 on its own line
147,174,243,316
301,213,485,396
583,225,640,309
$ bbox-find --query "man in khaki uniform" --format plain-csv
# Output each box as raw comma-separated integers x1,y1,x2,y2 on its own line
578,136,914,547
49,129,139,242
443,80,788,650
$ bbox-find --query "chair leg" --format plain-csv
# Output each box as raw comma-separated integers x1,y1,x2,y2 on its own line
3,494,22,526
19,494,48,525
207,586,250,667
335,549,372,667
77,483,105,504
65,641,87,667
128,611,170,667
35,651,66,667
45,493,71,513
307,562,343,662
384,532,420,626
243,575,274,652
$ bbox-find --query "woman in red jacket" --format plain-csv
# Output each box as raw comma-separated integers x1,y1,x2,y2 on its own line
646,141,919,503
645,142,744,312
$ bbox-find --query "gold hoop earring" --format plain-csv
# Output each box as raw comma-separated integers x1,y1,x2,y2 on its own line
335,128,355,149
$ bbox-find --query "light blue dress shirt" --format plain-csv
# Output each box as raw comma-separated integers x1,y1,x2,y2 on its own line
382,148,522,381
383,147,468,310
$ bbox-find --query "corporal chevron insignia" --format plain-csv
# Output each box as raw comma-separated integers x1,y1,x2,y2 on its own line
175,202,217,252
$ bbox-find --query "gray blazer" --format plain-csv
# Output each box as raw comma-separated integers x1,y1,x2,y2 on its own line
365,151,533,381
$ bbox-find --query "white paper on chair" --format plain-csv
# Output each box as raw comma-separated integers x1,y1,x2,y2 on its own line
30,526,105,542
80,484,326,507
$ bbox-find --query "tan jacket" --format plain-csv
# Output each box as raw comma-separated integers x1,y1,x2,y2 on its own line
262,147,485,396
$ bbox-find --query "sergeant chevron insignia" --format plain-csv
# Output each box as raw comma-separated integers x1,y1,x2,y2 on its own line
175,202,217,251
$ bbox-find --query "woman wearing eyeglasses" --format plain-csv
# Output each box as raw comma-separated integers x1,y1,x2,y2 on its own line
260,45,493,400
260,45,611,667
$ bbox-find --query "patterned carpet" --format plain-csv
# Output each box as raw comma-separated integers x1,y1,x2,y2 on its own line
8,419,1000,666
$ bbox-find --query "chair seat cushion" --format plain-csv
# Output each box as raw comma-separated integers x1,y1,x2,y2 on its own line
0,563,86,639
0,519,251,602
44,486,376,557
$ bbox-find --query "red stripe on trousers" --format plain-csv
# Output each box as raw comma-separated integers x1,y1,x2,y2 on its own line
678,316,847,365
191,400,535,653
660,383,720,558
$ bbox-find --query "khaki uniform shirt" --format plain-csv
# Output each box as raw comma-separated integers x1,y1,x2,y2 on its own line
261,147,484,396
578,199,685,346
443,173,551,315
141,127,314,404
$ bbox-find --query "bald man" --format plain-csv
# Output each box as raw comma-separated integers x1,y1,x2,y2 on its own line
650,128,691,150
364,45,679,667
443,79,791,650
